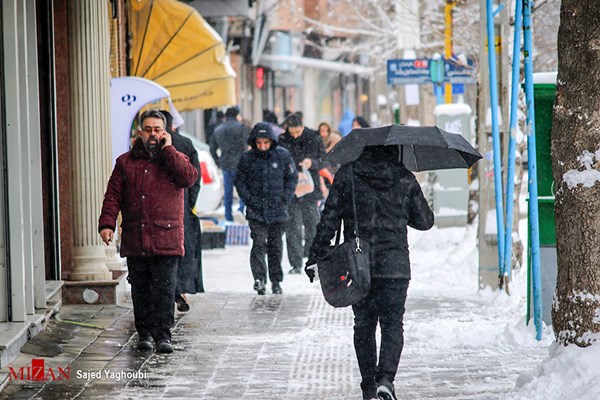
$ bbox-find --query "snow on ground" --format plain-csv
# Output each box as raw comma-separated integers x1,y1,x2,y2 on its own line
198,201,600,400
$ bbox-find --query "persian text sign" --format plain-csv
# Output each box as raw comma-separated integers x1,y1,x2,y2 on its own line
387,58,477,85
387,59,431,85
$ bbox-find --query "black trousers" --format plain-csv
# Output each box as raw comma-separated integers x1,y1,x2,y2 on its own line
285,196,320,270
248,220,285,284
352,278,410,396
127,256,179,342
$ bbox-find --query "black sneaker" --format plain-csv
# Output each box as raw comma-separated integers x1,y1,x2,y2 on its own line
376,378,397,400
288,267,302,274
253,279,266,295
156,340,174,354
272,282,283,295
137,336,153,351
176,293,190,312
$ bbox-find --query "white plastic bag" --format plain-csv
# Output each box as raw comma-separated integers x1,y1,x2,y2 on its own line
295,166,314,197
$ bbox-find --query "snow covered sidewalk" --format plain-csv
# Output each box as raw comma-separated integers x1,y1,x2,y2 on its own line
113,223,552,399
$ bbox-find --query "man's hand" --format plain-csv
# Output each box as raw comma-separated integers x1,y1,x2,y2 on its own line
300,158,312,170
160,131,172,148
99,228,114,245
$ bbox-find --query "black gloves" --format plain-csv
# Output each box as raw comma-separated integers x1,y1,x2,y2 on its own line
304,261,317,283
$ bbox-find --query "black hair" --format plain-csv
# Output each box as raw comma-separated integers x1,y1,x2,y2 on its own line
225,106,240,119
263,109,279,125
159,109,175,133
353,116,370,128
286,114,303,128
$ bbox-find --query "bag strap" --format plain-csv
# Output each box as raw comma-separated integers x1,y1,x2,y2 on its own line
333,165,361,251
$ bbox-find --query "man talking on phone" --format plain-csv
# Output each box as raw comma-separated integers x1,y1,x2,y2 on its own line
98,109,198,354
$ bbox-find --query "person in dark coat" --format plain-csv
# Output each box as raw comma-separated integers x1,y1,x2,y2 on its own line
305,145,434,400
99,109,198,354
277,114,327,274
160,110,203,312
235,123,298,295
205,110,224,145
209,106,249,223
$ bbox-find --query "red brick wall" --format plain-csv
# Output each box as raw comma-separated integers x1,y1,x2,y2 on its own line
53,0,74,280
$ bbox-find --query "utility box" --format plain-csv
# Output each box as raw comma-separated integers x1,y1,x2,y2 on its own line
433,103,473,227
528,72,557,326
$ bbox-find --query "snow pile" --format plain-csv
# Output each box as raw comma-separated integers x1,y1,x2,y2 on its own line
507,342,600,400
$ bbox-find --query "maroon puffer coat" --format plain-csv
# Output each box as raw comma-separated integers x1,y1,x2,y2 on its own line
98,139,199,257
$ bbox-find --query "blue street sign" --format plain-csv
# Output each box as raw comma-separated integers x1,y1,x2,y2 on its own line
387,57,477,86
387,59,431,85
444,58,477,84
452,83,465,94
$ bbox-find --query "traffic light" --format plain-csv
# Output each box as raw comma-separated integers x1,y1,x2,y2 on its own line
255,67,264,89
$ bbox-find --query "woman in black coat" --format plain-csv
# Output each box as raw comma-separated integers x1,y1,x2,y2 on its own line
306,145,434,400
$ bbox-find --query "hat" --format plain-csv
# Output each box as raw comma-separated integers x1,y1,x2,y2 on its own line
251,122,274,139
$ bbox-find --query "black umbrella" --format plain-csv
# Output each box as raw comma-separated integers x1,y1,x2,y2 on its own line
323,125,482,171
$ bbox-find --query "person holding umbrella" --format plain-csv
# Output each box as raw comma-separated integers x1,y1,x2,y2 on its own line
305,125,481,400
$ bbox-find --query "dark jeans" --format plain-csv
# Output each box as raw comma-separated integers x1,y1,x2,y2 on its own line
127,256,179,342
248,220,285,284
223,169,245,222
285,196,320,269
352,278,410,396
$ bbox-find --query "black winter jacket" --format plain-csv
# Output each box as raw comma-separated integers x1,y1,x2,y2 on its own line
171,131,201,208
209,118,249,170
278,127,327,202
235,127,298,224
308,155,434,279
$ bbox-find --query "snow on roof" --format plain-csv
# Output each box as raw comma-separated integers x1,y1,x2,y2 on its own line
434,103,472,117
533,71,557,84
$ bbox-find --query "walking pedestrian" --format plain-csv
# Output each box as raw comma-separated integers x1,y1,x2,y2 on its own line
318,122,342,154
160,110,203,312
209,106,249,223
98,109,198,354
352,115,370,129
305,145,434,400
278,114,327,274
235,123,298,295
263,109,284,137
205,110,224,145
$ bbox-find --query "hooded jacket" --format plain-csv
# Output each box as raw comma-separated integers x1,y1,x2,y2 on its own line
98,138,198,257
308,146,434,279
235,123,298,224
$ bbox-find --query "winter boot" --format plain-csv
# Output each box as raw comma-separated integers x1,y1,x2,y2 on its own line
156,340,174,354
137,335,153,351
175,293,190,312
376,377,397,400
272,282,283,295
288,267,302,274
253,279,266,295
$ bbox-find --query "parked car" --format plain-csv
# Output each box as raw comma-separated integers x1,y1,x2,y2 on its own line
179,131,222,213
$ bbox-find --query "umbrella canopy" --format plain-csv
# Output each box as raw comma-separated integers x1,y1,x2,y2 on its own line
324,125,482,172
129,0,236,111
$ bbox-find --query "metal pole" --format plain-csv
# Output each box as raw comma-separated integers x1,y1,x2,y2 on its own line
523,0,542,341
502,0,523,291
485,0,505,276
444,1,454,103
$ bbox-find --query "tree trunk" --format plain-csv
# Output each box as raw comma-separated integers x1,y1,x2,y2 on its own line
551,1,600,346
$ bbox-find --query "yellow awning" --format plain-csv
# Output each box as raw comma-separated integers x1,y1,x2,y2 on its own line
128,0,236,111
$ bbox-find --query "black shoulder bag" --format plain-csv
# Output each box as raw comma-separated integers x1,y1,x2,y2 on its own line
316,167,371,307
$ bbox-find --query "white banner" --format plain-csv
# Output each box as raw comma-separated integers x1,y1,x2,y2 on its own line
110,77,170,165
